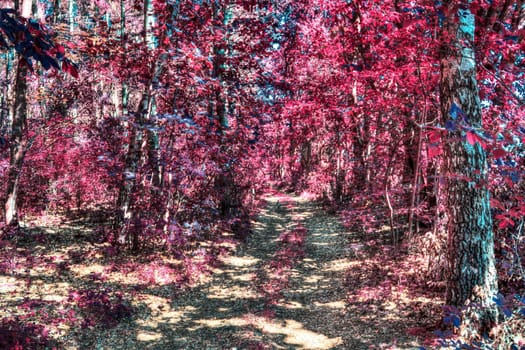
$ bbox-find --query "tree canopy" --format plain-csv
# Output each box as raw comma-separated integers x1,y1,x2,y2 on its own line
0,0,524,348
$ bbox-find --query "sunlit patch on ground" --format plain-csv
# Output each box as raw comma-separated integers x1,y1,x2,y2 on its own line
69,263,106,277
256,318,343,349
313,300,346,309
136,330,162,341
221,254,260,267
0,277,18,292
0,194,444,349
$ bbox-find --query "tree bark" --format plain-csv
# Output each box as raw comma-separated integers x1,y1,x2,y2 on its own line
4,0,33,227
211,1,239,217
114,0,167,248
4,62,28,226
440,1,499,335
114,0,152,248
115,93,148,248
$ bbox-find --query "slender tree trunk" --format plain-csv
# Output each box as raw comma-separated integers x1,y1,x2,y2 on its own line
440,1,498,335
0,51,13,134
143,0,162,188
211,1,239,216
114,0,167,248
119,0,129,119
352,118,369,188
408,63,428,239
350,79,370,190
514,0,525,29
115,93,148,247
114,0,150,248
53,0,61,23
68,0,76,33
332,125,345,203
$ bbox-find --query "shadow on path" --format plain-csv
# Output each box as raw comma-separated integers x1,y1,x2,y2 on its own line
89,194,427,349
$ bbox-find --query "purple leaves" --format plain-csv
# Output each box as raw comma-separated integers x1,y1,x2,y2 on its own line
0,317,53,349
68,289,133,329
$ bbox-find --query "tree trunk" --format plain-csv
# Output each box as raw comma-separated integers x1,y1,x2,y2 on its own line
352,118,369,189
68,0,76,33
4,62,28,226
53,0,61,23
4,0,33,227
114,0,165,248
115,93,149,248
119,0,129,119
211,1,239,217
144,0,162,188
440,1,498,336
0,51,13,133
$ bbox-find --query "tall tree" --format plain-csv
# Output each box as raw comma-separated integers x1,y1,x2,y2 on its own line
4,0,33,226
114,0,167,248
440,1,498,335
114,0,152,248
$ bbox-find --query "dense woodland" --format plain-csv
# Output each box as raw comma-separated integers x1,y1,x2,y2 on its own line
0,0,524,349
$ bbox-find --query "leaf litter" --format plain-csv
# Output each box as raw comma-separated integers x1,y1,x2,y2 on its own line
0,193,441,349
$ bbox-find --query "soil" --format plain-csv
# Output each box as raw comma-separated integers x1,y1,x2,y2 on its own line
0,193,442,349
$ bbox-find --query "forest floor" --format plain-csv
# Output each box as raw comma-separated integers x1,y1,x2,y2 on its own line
0,193,443,349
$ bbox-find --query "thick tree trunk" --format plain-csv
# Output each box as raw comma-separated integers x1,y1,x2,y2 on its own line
4,0,32,227
440,2,498,336
4,62,28,226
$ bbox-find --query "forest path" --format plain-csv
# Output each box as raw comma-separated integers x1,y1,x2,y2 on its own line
160,192,352,349
95,193,426,349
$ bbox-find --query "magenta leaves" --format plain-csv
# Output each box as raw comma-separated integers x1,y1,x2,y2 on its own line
0,317,55,350
67,288,133,329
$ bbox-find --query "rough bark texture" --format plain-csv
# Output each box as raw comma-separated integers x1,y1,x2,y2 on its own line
440,2,499,336
114,0,161,249
211,1,239,217
4,0,33,227
4,60,28,226
115,93,148,248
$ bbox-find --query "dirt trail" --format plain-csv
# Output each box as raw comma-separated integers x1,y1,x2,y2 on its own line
91,193,426,349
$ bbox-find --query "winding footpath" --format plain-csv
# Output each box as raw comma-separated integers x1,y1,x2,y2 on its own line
93,193,424,349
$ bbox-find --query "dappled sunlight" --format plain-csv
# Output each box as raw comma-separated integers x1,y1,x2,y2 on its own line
0,194,442,349
313,300,346,309
281,300,304,309
192,314,343,349
229,272,256,282
0,272,74,341
257,318,343,349
136,331,162,342
0,275,72,305
0,0,520,347
221,254,260,267
196,316,249,328
302,274,323,285
206,283,258,299
69,263,106,278
322,258,352,272
0,276,18,293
